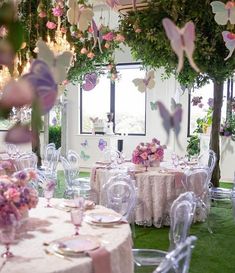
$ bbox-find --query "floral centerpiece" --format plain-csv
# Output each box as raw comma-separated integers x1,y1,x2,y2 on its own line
132,138,166,168
0,170,38,227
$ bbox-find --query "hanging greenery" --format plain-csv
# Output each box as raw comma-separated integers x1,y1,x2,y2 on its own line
19,0,125,83
119,0,235,87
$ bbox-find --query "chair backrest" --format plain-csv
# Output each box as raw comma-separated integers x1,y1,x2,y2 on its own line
67,149,80,178
44,144,60,173
169,192,197,250
60,156,73,188
182,167,209,200
14,152,38,171
198,149,216,179
102,174,136,220
103,148,121,168
154,236,197,273
6,143,20,158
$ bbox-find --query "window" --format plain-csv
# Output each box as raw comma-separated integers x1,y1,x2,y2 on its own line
80,64,146,135
188,80,229,136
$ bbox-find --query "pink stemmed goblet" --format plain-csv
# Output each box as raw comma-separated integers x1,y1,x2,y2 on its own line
70,209,84,236
44,179,56,208
0,225,16,258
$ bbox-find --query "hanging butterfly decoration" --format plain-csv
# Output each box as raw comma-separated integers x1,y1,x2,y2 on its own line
90,117,98,123
132,70,155,93
81,139,88,148
157,101,183,149
91,19,103,53
98,139,107,151
82,72,98,91
67,0,94,32
36,40,73,84
222,31,235,60
210,1,235,25
80,150,90,161
150,101,158,111
162,18,200,73
22,59,58,115
171,98,182,112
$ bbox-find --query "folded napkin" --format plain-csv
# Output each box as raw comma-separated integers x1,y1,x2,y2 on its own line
87,247,112,273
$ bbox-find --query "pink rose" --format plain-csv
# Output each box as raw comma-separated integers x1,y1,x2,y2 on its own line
80,47,88,54
38,11,46,18
134,28,141,33
104,42,110,49
52,6,63,17
115,34,125,42
87,52,95,59
4,188,20,202
46,21,57,30
140,152,148,160
102,32,114,41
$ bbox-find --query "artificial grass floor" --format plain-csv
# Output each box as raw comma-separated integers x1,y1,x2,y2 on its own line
56,171,235,273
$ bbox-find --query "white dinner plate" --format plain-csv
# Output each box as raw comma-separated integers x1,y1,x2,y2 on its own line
85,212,122,225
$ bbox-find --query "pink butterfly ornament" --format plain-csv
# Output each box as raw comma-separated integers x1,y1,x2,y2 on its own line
82,73,98,91
22,60,58,115
222,31,235,60
132,70,155,93
210,1,235,25
162,18,200,73
157,101,183,149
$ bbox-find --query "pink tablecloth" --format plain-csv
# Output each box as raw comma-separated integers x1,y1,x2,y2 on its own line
90,164,204,228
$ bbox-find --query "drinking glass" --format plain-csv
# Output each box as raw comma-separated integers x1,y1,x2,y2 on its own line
0,225,16,258
44,185,55,208
70,209,84,236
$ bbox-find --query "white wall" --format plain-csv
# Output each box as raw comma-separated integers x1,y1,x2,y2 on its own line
65,45,189,166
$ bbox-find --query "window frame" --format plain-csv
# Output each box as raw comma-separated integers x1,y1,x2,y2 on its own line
80,62,146,136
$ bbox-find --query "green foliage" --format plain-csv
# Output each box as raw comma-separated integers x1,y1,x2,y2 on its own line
187,134,200,157
49,126,61,149
119,0,235,87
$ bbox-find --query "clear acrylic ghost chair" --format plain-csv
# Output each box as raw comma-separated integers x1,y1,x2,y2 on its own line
133,192,196,268
231,188,235,222
102,173,140,237
61,156,97,202
103,177,136,221
153,236,197,273
182,167,212,232
197,149,216,182
14,152,38,171
41,144,58,173
103,148,120,168
6,143,20,158
67,149,90,184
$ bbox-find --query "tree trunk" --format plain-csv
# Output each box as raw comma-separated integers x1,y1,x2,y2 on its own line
31,109,42,167
209,81,223,187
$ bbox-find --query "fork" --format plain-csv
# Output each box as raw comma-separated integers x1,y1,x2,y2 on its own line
44,248,72,261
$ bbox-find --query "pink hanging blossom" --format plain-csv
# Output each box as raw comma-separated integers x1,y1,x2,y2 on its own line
87,52,95,59
46,21,57,30
102,32,115,41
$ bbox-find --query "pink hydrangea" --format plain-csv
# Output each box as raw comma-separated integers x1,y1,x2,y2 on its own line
115,34,125,42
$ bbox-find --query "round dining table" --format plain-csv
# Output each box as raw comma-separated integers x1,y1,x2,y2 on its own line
90,162,203,228
0,198,134,273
